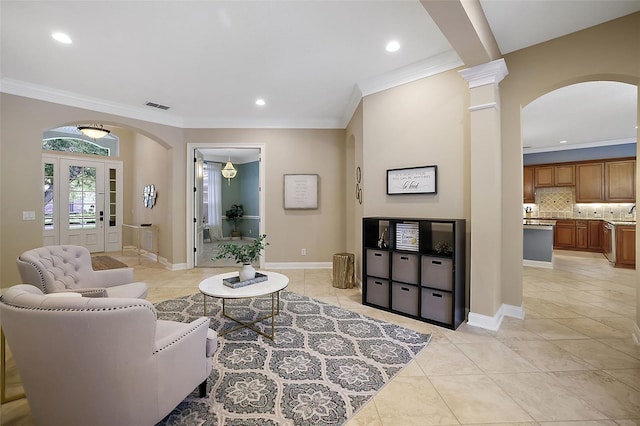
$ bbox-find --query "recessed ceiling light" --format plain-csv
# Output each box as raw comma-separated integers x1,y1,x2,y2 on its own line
255,98,266,106
385,40,400,52
559,140,568,144
52,32,72,44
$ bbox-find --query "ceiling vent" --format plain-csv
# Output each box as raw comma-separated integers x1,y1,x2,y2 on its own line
145,101,170,110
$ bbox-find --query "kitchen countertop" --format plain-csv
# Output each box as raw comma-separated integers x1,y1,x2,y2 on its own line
524,217,635,226
607,220,636,226
523,219,556,229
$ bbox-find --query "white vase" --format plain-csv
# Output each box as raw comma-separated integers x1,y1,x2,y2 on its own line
239,264,255,281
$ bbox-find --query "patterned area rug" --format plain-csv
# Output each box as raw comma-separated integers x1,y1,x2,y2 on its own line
154,291,431,426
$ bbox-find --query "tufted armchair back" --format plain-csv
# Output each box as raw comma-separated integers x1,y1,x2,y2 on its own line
17,245,147,298
1,284,216,426
17,245,96,292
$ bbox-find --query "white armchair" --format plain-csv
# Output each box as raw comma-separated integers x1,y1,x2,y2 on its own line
0,284,217,426
17,245,147,298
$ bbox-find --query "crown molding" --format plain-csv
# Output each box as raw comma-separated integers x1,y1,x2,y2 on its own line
0,78,186,127
1,78,347,129
340,85,364,128
523,138,636,154
182,116,344,129
358,50,463,97
2,51,464,130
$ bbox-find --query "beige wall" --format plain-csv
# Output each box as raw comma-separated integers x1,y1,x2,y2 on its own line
0,96,349,286
125,132,172,259
358,69,471,304
184,128,347,264
361,69,470,220
0,94,184,285
345,101,364,281
500,13,640,318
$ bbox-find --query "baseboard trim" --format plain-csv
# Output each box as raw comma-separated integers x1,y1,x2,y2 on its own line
467,303,525,331
523,259,553,269
263,262,332,269
168,261,189,271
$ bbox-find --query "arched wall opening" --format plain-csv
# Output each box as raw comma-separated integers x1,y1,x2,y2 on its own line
501,74,638,337
39,121,176,263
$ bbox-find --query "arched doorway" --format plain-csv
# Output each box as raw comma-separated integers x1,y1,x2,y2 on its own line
42,125,123,252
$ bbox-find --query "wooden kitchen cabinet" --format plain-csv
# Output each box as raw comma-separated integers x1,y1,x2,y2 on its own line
576,162,604,202
534,166,554,187
523,166,535,203
576,220,603,251
534,165,575,187
555,164,576,186
605,159,635,202
588,220,602,250
615,225,636,268
553,219,576,249
575,220,588,249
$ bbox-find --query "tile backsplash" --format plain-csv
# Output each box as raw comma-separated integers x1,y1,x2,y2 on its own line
537,187,573,213
523,187,636,220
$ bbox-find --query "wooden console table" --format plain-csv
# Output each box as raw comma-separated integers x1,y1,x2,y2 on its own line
122,224,159,263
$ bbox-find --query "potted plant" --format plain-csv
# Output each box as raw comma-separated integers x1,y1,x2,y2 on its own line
214,234,268,281
225,204,244,239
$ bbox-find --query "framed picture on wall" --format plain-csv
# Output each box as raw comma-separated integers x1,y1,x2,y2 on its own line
386,165,437,195
284,174,319,209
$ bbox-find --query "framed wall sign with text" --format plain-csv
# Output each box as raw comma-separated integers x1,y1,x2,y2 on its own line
386,165,437,195
284,174,319,209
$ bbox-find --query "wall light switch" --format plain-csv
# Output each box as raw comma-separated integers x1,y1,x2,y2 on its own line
22,211,36,221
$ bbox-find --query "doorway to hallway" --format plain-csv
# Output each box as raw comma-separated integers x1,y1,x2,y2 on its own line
187,144,265,268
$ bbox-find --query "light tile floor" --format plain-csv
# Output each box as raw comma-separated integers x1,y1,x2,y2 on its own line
2,250,639,425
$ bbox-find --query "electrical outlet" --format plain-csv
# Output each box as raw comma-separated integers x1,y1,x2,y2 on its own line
301,248,306,256
22,211,36,221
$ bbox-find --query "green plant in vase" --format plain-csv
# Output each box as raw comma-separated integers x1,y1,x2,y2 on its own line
214,234,268,281
225,204,244,238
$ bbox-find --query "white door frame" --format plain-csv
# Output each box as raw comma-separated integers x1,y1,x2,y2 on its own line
43,153,123,252
185,142,266,269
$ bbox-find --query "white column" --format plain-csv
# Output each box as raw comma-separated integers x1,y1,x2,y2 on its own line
459,59,509,330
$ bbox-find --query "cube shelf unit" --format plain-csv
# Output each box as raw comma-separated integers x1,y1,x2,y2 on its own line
362,217,466,330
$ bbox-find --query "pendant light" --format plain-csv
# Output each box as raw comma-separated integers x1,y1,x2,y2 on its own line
78,124,110,139
221,153,237,185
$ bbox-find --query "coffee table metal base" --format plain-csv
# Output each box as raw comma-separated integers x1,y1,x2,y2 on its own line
204,291,281,340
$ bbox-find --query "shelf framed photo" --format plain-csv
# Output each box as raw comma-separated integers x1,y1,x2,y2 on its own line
386,165,437,195
283,174,319,209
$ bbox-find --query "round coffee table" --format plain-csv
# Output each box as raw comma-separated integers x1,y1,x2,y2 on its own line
198,271,289,340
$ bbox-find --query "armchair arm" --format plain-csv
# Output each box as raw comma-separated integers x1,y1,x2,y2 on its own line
93,267,135,287
52,288,108,298
153,318,215,413
154,317,212,356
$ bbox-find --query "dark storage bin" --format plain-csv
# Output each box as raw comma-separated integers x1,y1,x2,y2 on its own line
392,252,419,284
421,256,453,291
391,282,419,316
421,288,452,324
366,249,389,278
365,277,390,308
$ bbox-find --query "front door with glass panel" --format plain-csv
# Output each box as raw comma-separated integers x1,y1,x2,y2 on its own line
60,159,105,251
43,155,122,253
